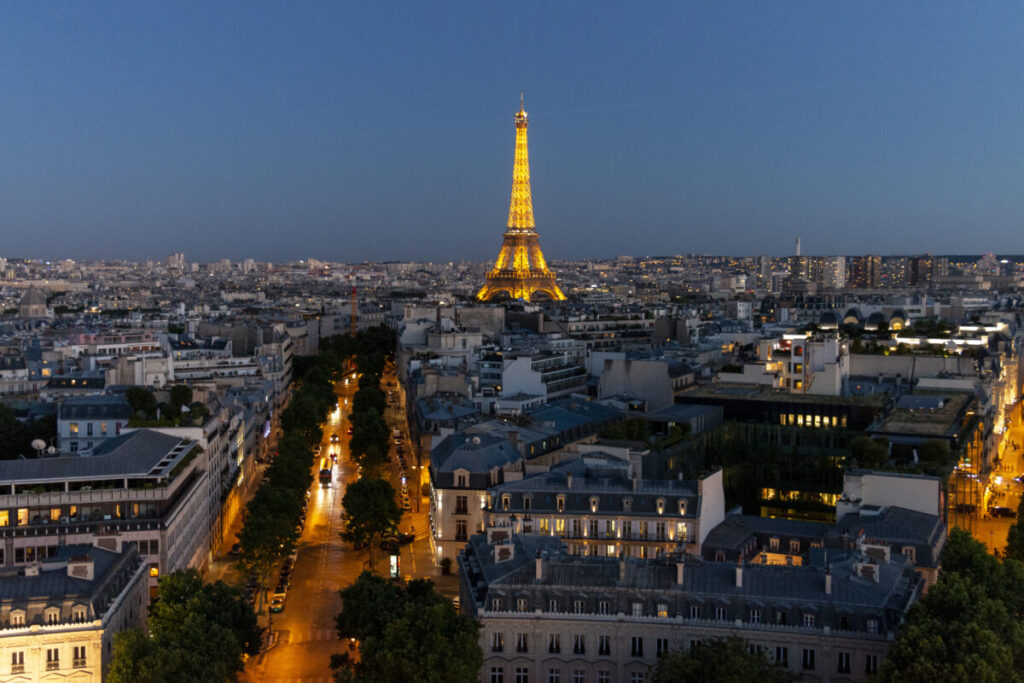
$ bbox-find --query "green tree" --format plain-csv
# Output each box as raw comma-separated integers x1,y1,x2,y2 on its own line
918,439,953,470
336,571,404,641
850,435,888,468
650,637,797,683
126,386,157,418
598,417,650,441
237,488,301,608
876,529,1024,682
169,384,194,414
333,575,480,683
1004,497,1024,563
107,570,259,683
341,477,402,571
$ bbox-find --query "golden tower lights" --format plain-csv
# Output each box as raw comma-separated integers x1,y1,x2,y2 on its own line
477,93,566,302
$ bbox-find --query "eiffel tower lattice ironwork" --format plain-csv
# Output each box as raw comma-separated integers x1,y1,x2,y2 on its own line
477,93,566,302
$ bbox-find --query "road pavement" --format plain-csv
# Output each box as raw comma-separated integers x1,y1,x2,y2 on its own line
242,371,455,681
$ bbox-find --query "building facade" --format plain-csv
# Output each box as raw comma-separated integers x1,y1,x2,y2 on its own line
0,430,210,596
460,531,920,683
0,544,148,682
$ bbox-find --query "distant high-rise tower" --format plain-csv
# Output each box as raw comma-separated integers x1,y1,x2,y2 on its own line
477,93,566,302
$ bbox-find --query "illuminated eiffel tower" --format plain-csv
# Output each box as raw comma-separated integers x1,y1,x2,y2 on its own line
477,93,566,302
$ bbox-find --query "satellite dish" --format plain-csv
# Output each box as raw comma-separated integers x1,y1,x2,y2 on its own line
46,446,57,455
31,439,46,452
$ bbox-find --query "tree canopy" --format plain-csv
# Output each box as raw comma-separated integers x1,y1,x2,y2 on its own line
649,637,798,683
106,570,260,683
334,573,481,683
875,528,1024,683
598,417,650,442
0,404,55,459
341,476,402,570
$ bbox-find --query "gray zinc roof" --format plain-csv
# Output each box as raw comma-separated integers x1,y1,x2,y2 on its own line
431,433,521,473
59,395,132,421
0,429,192,482
0,544,143,624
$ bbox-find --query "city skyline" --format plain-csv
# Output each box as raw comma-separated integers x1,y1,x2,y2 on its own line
2,2,1023,262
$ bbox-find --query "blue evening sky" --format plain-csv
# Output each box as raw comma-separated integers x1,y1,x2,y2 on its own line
1,2,1022,262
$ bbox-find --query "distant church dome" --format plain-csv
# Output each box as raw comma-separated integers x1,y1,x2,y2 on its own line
18,288,49,319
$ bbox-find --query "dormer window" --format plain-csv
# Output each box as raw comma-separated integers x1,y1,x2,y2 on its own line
656,499,665,515
457,474,467,488
589,497,599,513
45,608,60,625
623,497,632,511
523,496,532,511
678,500,687,515
790,540,800,554
556,496,565,513
72,607,87,623
9,610,25,627
501,495,510,512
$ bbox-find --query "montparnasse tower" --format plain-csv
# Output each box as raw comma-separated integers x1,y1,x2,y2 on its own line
477,93,566,302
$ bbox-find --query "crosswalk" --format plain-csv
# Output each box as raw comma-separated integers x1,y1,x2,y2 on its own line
279,628,338,645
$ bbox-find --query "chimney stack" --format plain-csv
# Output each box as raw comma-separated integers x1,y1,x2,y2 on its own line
632,471,638,492
535,550,543,581
618,552,627,583
676,558,685,586
825,565,832,595
735,559,743,588
566,472,573,490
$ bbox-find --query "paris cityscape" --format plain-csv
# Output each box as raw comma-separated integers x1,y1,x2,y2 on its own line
2,3,1024,683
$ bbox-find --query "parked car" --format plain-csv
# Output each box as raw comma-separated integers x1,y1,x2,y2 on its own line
989,506,1018,518
270,597,285,613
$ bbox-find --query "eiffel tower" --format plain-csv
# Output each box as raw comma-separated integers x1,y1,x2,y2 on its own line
477,93,566,302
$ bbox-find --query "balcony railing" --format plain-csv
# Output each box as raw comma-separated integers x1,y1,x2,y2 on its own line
46,661,59,671
73,658,86,669
11,664,24,674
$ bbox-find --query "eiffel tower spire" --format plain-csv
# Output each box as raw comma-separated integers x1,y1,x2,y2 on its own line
477,94,566,302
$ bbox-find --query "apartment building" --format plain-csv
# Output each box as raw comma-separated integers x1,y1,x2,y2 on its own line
0,429,210,596
485,457,725,558
429,432,523,567
0,544,148,681
57,395,132,453
461,531,920,683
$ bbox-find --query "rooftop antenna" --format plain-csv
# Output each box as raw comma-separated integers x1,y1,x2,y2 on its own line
520,90,524,111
